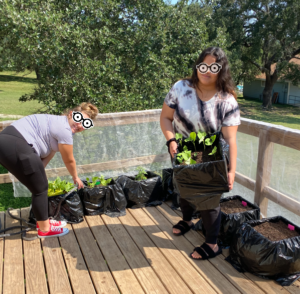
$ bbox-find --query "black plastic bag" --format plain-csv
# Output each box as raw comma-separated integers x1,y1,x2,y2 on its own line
194,195,260,247
161,168,180,209
81,179,127,217
172,132,229,211
116,171,163,208
226,216,300,286
29,191,84,224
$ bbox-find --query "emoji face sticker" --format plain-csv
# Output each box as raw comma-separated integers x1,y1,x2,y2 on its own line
72,111,94,129
196,62,222,74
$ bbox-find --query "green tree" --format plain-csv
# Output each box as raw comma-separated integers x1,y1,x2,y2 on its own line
209,0,300,108
0,0,210,114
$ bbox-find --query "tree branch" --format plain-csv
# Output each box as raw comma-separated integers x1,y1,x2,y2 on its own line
248,59,270,73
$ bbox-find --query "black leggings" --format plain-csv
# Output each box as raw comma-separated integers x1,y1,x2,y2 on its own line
0,126,48,221
181,198,221,244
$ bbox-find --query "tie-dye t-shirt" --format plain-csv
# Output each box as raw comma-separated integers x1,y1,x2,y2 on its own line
164,80,240,137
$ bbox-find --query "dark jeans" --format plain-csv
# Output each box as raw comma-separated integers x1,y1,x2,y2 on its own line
181,198,221,244
0,126,48,221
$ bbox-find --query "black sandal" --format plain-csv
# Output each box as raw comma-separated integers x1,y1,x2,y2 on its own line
189,243,222,260
172,220,194,236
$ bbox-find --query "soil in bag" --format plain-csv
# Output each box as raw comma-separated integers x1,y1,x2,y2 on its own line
173,132,229,211
221,198,253,214
29,191,84,224
226,216,300,286
116,171,163,209
81,178,127,217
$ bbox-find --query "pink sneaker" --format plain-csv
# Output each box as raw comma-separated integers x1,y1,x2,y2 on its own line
36,219,67,230
38,225,69,238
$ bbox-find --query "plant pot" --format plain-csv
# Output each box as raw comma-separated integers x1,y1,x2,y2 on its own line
226,216,300,286
116,171,163,208
172,132,229,210
81,179,127,217
29,191,84,224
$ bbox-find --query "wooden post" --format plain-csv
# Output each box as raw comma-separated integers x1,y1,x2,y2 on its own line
254,129,274,217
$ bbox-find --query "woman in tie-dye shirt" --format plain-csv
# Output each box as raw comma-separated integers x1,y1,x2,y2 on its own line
160,47,240,260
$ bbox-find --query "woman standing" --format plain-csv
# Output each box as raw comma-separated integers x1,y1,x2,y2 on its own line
0,102,98,238
160,47,240,260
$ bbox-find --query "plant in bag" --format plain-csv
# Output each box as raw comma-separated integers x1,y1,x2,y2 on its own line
135,166,147,181
86,175,112,187
176,145,196,165
184,131,197,151
48,177,74,197
205,134,216,148
197,131,207,149
208,146,217,160
175,133,183,146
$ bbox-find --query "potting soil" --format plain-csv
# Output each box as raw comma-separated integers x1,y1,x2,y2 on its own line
178,147,222,165
254,220,299,241
221,198,253,214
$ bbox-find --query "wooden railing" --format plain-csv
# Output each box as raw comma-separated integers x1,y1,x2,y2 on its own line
1,109,300,218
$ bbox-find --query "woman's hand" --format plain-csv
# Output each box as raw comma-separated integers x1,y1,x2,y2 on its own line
169,141,178,158
228,171,235,190
73,177,84,189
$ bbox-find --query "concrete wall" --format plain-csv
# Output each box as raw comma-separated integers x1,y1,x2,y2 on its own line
243,79,288,104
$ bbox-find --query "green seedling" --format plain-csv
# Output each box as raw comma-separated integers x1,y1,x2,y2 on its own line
135,166,147,181
175,133,183,146
48,177,74,197
177,146,197,165
205,134,216,147
208,146,217,160
184,132,197,151
86,175,112,187
197,131,207,149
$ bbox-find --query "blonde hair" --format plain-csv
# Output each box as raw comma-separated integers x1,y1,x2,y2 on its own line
64,102,99,119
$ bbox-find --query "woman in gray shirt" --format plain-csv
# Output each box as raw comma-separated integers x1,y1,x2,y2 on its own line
160,47,240,260
0,102,98,238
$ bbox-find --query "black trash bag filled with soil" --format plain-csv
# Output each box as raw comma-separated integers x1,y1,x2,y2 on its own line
225,216,300,286
194,195,260,248
81,179,127,217
161,168,180,209
29,191,84,224
116,171,163,208
172,132,229,211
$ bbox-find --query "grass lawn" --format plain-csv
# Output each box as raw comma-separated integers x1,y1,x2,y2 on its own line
0,71,45,116
238,96,300,130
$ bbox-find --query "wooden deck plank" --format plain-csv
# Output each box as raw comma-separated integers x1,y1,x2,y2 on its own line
158,203,265,294
42,235,72,294
101,214,169,294
3,209,24,294
59,223,96,294
129,207,217,294
0,212,5,294
21,208,48,294
285,280,300,294
85,215,144,294
72,218,119,294
143,206,240,294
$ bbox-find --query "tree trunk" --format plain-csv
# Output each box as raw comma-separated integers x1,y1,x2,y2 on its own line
35,66,40,80
262,70,278,109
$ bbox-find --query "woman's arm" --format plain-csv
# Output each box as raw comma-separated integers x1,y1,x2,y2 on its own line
160,103,177,157
41,151,56,168
58,144,84,189
221,125,238,190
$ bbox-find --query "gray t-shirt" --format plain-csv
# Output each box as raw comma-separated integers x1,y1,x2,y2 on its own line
12,114,73,158
164,80,241,137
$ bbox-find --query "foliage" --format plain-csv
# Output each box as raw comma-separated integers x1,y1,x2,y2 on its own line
197,131,207,149
208,0,300,108
86,175,112,187
184,131,197,151
205,134,216,147
48,177,74,197
135,166,148,181
175,133,183,146
208,146,217,159
176,145,197,165
0,0,210,114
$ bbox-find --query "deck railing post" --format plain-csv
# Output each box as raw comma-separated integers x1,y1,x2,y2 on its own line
254,129,274,218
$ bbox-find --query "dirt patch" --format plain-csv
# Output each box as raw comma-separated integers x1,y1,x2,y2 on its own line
254,220,299,241
221,199,253,214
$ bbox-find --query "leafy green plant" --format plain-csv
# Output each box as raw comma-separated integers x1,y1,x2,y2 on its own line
208,146,218,160
184,132,197,151
197,131,207,149
177,146,197,165
86,175,112,187
175,133,183,146
135,167,147,181
48,177,74,197
205,134,216,147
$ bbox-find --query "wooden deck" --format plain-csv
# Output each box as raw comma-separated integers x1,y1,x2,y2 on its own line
1,203,300,294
